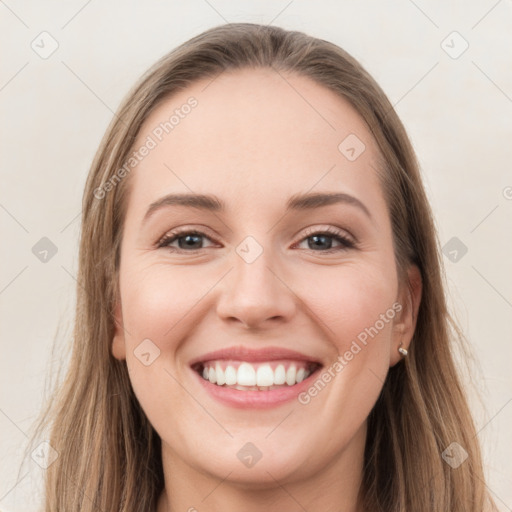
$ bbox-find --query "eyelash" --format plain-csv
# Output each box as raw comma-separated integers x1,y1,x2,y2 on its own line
156,226,356,254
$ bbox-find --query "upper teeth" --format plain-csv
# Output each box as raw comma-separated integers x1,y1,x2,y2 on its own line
201,361,311,388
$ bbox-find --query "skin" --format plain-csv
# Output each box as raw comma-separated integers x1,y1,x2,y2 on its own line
111,68,422,512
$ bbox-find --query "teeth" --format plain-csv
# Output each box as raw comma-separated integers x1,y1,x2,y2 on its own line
224,365,237,386
237,363,256,386
256,365,274,386
274,364,286,385
215,363,225,386
285,366,296,386
199,361,313,389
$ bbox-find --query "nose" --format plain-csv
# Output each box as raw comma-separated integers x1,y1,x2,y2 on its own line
215,245,297,330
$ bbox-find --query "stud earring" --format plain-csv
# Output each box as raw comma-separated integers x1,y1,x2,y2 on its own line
398,343,408,357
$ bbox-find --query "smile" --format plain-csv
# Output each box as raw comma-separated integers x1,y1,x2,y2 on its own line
196,360,320,390
190,346,323,408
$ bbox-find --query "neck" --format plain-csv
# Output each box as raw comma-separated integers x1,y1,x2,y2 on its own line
157,422,367,512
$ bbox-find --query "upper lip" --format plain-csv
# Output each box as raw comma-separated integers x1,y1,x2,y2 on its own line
189,345,323,366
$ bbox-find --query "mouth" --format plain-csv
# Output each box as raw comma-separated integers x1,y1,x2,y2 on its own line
189,346,323,407
192,360,322,391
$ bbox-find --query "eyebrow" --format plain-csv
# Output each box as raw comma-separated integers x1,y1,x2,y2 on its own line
143,191,372,223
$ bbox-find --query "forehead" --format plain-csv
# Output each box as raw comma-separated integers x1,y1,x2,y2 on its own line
126,67,386,221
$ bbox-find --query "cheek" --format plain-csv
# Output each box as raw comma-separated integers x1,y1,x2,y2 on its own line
289,272,396,472
297,263,398,348
120,263,216,342
118,265,208,438
117,265,205,401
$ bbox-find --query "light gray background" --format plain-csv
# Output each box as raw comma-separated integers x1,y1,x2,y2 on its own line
1,1,511,510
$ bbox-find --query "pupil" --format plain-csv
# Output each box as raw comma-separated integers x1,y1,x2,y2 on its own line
181,234,201,249
310,234,332,250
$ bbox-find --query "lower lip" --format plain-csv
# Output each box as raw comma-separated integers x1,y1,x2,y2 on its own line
193,367,320,409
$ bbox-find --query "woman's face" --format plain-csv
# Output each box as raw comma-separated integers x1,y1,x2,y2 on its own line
112,68,420,490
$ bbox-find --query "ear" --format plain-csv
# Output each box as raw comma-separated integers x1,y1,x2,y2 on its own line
111,300,127,360
389,264,422,367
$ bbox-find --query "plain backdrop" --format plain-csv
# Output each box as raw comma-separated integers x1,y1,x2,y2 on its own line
1,1,511,510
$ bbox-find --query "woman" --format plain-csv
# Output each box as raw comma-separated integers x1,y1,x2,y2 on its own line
29,22,498,511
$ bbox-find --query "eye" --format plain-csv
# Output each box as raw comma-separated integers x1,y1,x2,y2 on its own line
294,226,355,253
157,229,217,252
156,226,356,254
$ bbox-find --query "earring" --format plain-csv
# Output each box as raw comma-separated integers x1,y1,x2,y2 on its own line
398,343,408,357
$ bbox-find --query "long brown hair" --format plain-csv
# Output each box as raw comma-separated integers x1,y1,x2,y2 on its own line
25,23,498,511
